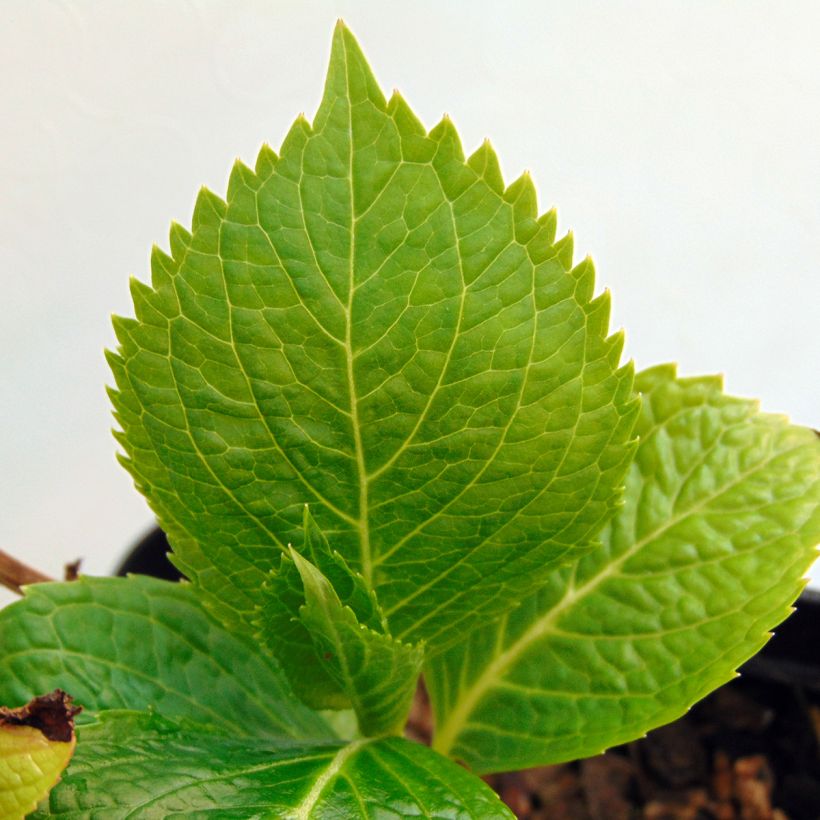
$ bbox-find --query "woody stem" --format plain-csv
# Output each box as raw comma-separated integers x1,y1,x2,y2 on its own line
0,550,53,595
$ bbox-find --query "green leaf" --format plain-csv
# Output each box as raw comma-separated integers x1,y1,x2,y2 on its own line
257,509,387,711
258,509,423,734
107,21,637,650
290,548,424,737
34,711,514,818
0,576,330,741
259,552,350,711
427,365,820,773
302,507,385,633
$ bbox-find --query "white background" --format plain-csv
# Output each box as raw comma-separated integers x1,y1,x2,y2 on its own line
2,0,818,609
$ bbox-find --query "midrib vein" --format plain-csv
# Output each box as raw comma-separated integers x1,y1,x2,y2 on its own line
292,740,368,819
341,35,372,586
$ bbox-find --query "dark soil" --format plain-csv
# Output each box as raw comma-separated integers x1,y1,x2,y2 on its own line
120,529,820,820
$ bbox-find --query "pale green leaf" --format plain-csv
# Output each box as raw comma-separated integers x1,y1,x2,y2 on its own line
34,711,513,818
427,364,820,773
0,576,330,741
107,21,637,650
291,548,424,737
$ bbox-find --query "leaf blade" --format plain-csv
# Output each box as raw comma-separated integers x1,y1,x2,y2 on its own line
427,364,820,772
109,22,637,649
33,710,513,818
0,576,330,741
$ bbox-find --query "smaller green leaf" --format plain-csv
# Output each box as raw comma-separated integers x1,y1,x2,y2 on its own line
257,508,384,711
291,548,424,736
0,576,330,741
259,550,349,710
258,507,423,730
302,507,385,633
427,365,820,773
34,710,513,819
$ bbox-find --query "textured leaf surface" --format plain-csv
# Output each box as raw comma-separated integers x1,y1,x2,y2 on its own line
108,21,637,649
427,365,820,773
291,549,423,736
0,694,77,820
34,711,513,818
0,576,329,741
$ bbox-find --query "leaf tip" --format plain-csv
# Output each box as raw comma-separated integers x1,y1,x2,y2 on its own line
227,158,256,198
504,173,541,240
168,221,192,258
104,346,121,367
255,143,278,177
554,230,574,269
467,139,504,193
193,186,227,228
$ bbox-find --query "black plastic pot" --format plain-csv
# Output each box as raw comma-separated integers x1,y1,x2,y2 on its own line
116,527,182,583
741,587,820,691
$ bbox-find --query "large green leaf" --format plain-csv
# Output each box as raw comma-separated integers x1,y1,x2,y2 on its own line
427,365,820,773
107,21,637,650
0,576,329,741
34,711,513,818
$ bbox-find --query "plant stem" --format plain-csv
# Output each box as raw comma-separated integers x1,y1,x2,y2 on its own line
0,550,53,595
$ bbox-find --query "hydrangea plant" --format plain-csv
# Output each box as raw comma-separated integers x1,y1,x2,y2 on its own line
1,23,817,818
